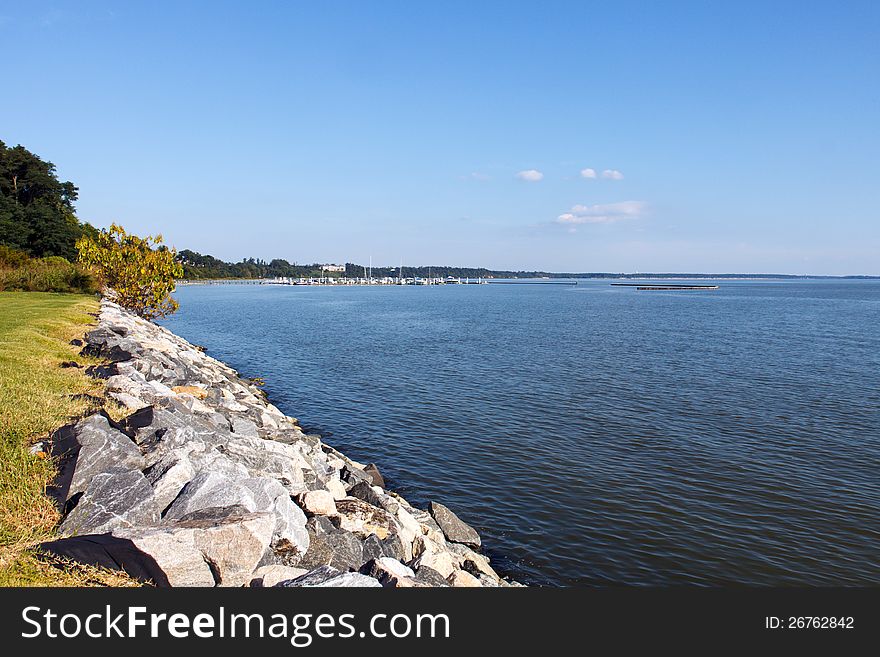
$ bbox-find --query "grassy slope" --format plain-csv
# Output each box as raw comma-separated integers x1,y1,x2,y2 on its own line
0,292,137,586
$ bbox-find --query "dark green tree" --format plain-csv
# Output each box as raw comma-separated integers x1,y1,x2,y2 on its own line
0,140,95,259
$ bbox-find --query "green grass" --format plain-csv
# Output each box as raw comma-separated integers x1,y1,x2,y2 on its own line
0,291,138,586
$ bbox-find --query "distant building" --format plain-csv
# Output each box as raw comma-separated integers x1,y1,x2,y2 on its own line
321,264,346,272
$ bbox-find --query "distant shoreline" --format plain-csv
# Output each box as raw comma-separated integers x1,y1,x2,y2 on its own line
177,273,880,286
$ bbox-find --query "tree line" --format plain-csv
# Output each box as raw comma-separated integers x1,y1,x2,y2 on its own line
177,251,335,280
177,254,578,280
176,252,515,280
0,140,98,260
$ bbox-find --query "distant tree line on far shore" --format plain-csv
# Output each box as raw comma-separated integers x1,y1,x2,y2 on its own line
177,251,334,280
177,252,553,280
176,253,876,280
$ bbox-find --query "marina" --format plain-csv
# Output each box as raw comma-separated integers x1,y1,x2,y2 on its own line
259,275,488,286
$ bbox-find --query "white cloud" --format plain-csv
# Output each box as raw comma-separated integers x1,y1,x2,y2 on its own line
556,201,646,225
469,172,490,181
516,169,544,182
580,168,597,179
601,169,624,180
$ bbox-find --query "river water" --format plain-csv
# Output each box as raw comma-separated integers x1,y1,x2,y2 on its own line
161,279,880,586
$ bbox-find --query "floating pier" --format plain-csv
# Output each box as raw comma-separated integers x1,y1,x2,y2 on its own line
611,283,719,291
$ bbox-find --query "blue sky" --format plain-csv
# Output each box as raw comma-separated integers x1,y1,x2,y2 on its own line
1,1,878,274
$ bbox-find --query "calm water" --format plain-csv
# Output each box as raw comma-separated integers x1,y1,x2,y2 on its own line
161,280,880,586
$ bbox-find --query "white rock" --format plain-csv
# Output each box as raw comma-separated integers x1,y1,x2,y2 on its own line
325,478,348,501
372,557,415,581
147,379,175,397
110,392,150,410
121,530,216,587
260,412,279,430
394,507,422,560
448,570,482,587
231,416,259,437
299,490,337,516
251,565,308,587
410,537,456,578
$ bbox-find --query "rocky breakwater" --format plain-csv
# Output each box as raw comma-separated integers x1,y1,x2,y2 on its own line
41,299,519,588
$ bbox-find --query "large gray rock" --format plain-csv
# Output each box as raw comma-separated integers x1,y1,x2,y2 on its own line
347,482,385,509
361,557,415,587
340,465,373,490
60,467,159,535
163,471,309,560
188,448,249,480
67,415,145,499
277,565,341,587
363,463,385,488
428,501,481,549
380,533,408,562
306,515,339,536
163,470,253,519
144,448,198,512
361,533,385,562
298,527,364,571
80,328,135,362
278,566,381,588
241,478,310,560
412,566,450,587
115,510,275,587
231,416,260,437
310,572,382,588
141,426,206,468
126,401,231,465
217,436,308,493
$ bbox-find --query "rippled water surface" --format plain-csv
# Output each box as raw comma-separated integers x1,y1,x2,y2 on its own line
161,280,880,586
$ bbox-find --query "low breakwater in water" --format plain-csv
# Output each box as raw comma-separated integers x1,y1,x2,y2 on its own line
39,299,520,588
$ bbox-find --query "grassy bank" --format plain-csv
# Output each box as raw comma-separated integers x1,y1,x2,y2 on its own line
0,291,136,585
0,246,99,294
